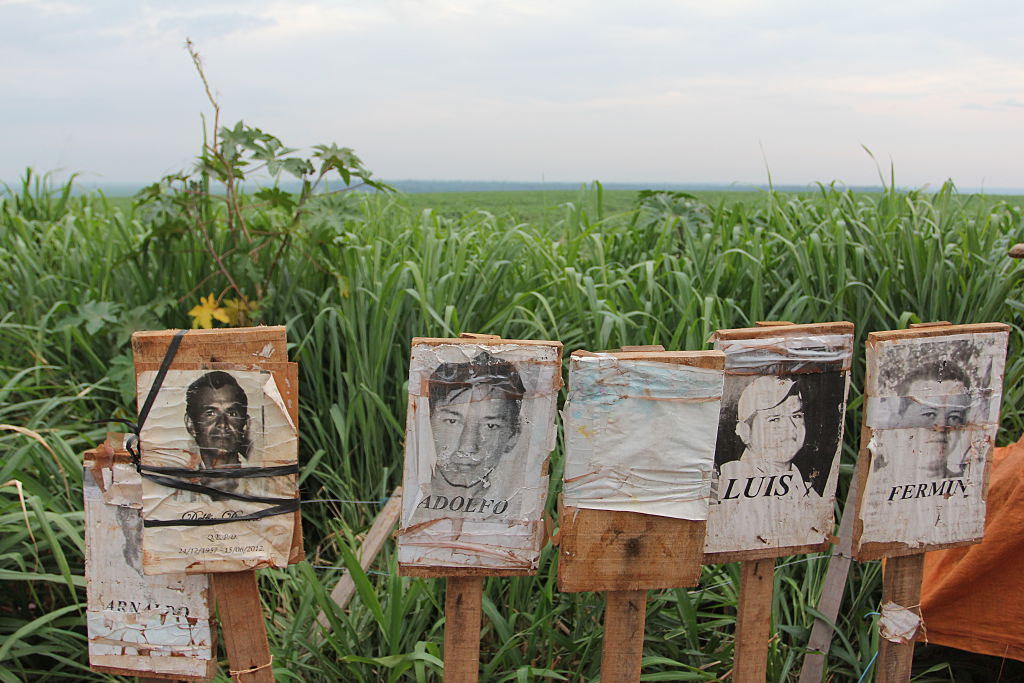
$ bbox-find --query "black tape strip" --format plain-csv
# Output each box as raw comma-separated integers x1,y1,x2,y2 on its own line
139,463,299,479
143,499,299,528
140,471,298,506
137,329,188,431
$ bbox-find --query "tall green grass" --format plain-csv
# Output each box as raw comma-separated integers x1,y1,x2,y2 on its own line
1,174,1022,681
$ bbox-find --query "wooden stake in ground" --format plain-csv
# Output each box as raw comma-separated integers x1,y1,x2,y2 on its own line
132,327,304,683
848,322,1010,682
559,347,725,683
397,334,563,681
703,322,855,679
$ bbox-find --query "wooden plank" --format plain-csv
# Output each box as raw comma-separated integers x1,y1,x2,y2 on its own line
84,434,217,682
619,344,667,352
875,554,925,683
851,324,1008,561
412,336,563,348
316,487,403,628
713,321,854,341
400,565,535,578
732,558,774,683
797,442,864,683
570,349,725,369
867,322,1008,342
459,332,500,340
601,590,647,683
132,327,288,364
558,505,705,592
132,328,303,568
212,571,274,683
443,577,484,683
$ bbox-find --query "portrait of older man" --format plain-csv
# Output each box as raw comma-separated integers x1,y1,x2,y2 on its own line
184,370,252,470
427,350,525,497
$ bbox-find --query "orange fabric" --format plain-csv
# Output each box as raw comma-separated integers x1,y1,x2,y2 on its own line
919,436,1024,662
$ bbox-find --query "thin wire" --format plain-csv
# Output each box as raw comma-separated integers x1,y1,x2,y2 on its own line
856,650,879,683
310,564,389,576
301,498,388,505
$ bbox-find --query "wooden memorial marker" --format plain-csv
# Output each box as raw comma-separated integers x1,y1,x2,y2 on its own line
703,322,855,681
849,322,1009,682
83,433,217,681
559,347,726,682
396,334,563,681
129,326,304,683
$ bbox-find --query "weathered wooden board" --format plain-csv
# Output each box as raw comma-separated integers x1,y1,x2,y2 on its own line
558,349,721,592
131,327,302,574
84,434,216,681
852,323,1009,561
704,322,854,563
398,336,562,575
557,503,706,592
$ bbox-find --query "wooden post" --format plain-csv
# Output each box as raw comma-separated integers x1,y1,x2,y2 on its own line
705,322,855,680
875,554,925,683
601,589,648,682
733,558,775,682
399,335,563,681
213,572,274,683
559,349,722,683
444,577,484,682
848,323,1010,683
797,452,864,683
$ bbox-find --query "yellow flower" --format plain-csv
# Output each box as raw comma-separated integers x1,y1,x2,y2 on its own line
188,294,231,329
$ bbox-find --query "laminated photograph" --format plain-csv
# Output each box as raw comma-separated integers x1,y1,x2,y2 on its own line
563,353,724,520
398,339,562,572
138,369,298,574
856,330,1008,552
705,327,853,556
84,436,215,680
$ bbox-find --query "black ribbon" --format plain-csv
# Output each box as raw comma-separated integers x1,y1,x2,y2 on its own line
93,329,300,527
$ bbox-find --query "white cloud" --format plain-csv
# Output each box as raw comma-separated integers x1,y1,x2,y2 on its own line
2,0,1023,188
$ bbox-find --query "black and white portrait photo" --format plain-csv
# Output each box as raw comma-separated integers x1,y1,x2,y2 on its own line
399,339,561,571
714,370,846,498
705,326,853,555
185,371,253,470
427,351,525,497
857,329,1009,550
137,367,298,574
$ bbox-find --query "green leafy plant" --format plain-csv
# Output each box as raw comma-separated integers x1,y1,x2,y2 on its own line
135,39,394,327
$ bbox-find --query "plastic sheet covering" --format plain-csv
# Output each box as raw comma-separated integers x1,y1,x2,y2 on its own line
562,355,723,520
716,334,853,374
879,601,923,643
398,342,561,570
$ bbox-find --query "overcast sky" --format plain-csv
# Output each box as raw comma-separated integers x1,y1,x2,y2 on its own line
3,0,1023,189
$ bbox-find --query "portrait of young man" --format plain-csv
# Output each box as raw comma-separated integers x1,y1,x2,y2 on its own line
873,360,977,479
426,350,525,508
714,371,846,499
